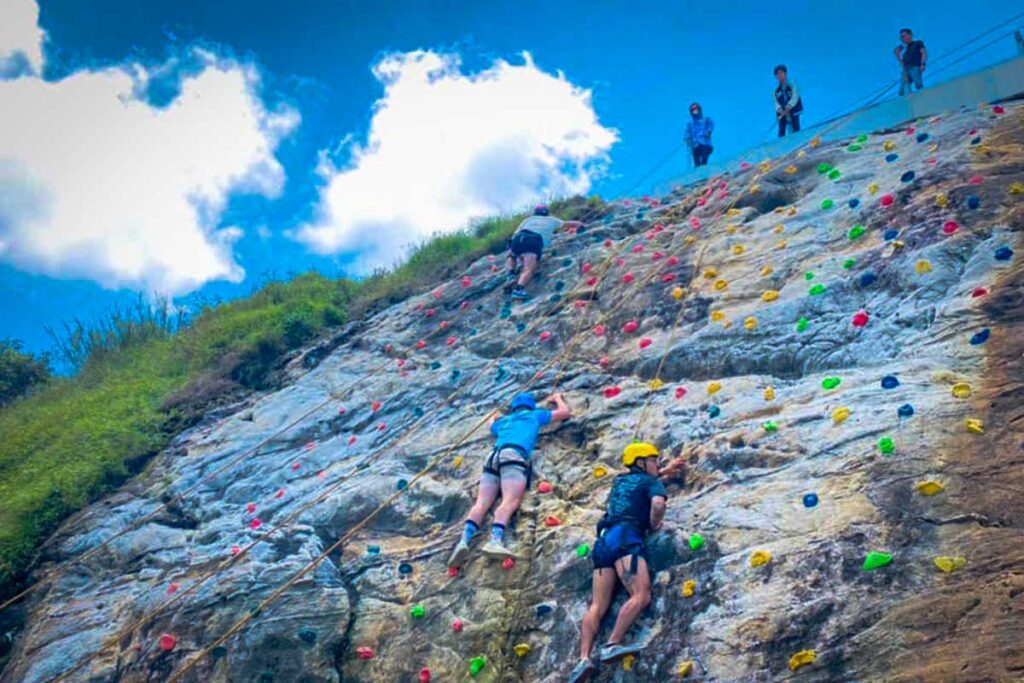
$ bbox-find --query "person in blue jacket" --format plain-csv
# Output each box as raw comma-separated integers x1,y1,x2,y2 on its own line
448,392,572,566
685,102,714,167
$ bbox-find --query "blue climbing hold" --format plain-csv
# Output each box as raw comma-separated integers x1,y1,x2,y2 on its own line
803,493,819,508
500,307,512,320
916,132,929,143
397,479,408,491
469,327,478,336
536,604,554,617
398,562,413,575
708,405,721,418
848,198,861,208
430,361,442,370
859,272,878,288
900,170,916,183
495,367,508,382
367,545,381,555
897,403,915,418
548,294,561,303
967,195,981,209
561,258,573,267
881,375,900,389
884,228,899,241
885,153,899,163
413,407,425,418
994,245,1013,261
554,280,565,292
516,321,526,333
970,136,981,145
298,629,317,645
450,369,462,381
970,328,990,345
476,304,485,312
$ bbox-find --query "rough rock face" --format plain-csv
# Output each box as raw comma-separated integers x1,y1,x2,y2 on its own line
2,104,1023,683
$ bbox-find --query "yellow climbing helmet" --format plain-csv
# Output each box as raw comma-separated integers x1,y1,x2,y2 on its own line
622,442,659,467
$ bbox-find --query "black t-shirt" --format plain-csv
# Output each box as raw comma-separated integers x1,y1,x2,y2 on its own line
900,40,925,67
602,471,668,533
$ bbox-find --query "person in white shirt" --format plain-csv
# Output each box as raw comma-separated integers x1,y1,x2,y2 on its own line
505,205,583,300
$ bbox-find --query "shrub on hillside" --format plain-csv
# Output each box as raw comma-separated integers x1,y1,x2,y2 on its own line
0,340,50,405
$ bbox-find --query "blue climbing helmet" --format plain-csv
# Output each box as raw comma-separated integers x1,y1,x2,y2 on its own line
510,393,536,411
533,204,550,216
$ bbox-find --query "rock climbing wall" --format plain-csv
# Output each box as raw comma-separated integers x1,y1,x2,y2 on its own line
2,103,1022,683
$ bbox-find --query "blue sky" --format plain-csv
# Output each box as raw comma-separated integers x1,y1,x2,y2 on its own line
2,0,1020,356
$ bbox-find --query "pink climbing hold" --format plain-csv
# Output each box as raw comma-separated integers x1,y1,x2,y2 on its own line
598,356,610,367
338,406,346,415
385,343,393,353
968,175,984,185
690,217,701,229
642,195,650,202
544,516,562,527
993,105,1005,114
348,436,357,445
491,264,500,272
586,276,598,286
376,422,386,431
452,618,464,632
415,340,427,350
230,545,241,556
447,566,459,577
396,358,406,368
942,221,959,235
432,289,443,300
461,276,471,288
623,272,635,284
880,194,895,207
166,582,179,594
661,273,677,283
652,251,664,260
740,161,751,169
639,337,653,349
158,634,176,652
852,310,870,327
439,320,449,330
425,308,436,318
356,646,375,660
249,518,262,530
906,126,916,135
615,257,626,267
372,400,382,411
502,557,516,570
675,386,687,399
291,462,300,471
971,287,989,298
604,386,622,398
414,302,424,311
461,301,470,310
246,502,257,514
623,320,639,334
631,244,645,253
446,337,457,346
419,669,432,683
538,481,553,493
582,262,592,274
318,470,327,479
593,324,606,336
275,489,285,499
305,441,316,451
697,197,707,207
539,331,552,341
666,255,680,266
604,239,613,247
573,300,587,310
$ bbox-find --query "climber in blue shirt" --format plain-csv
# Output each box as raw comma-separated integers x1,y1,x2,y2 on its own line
685,102,714,167
568,442,668,682
448,391,572,567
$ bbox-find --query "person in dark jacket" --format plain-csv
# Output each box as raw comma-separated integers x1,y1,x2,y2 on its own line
773,64,803,138
685,102,714,167
894,28,927,96
567,442,668,682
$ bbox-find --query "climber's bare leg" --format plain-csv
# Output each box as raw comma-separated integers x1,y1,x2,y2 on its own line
517,253,538,287
466,478,500,526
492,473,526,527
607,556,652,645
580,568,617,659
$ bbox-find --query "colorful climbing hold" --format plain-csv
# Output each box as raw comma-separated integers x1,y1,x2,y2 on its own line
809,284,826,296
544,516,562,528
859,272,877,287
672,286,685,300
761,265,774,276
952,382,972,399
714,279,728,291
965,418,984,434
900,170,916,183
942,220,959,235
603,386,622,399
995,245,1014,261
158,634,176,652
762,290,779,302
682,579,697,597
763,420,778,432
867,182,880,195
897,404,915,418
803,493,819,508
469,656,487,677
851,310,870,327
915,259,933,274
885,153,899,163
249,518,262,530
689,533,705,550
829,168,842,180
916,480,945,496
764,386,775,401
639,337,653,349
593,465,608,478
677,661,695,677
967,195,980,209
537,481,553,494
502,557,515,570
970,328,990,345
877,437,895,454
623,272,635,284
934,556,967,573
843,258,856,269
832,406,851,423
817,163,832,174
623,320,639,334
863,551,893,571
576,543,591,558
822,377,841,390
410,604,426,619
452,619,464,632
356,647,375,660
744,317,758,331
881,375,900,389
750,550,772,567
880,194,895,207
796,317,809,332
820,199,834,210
419,668,432,683
789,650,816,672
514,643,531,657
708,405,721,418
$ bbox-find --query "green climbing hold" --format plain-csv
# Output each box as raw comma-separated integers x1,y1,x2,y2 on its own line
763,421,779,432
848,225,865,239
804,272,814,281
809,284,826,296
877,437,895,454
796,317,809,332
828,168,842,180
576,543,591,558
821,199,834,210
846,144,861,152
856,134,868,143
862,551,893,571
411,604,426,619
689,533,705,550
817,163,832,174
822,377,841,390
469,656,488,677
842,258,856,269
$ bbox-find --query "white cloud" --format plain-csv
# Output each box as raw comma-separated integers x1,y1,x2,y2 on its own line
0,5,298,295
0,0,45,76
294,50,618,269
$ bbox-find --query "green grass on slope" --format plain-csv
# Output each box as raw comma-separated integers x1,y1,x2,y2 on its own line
0,201,600,591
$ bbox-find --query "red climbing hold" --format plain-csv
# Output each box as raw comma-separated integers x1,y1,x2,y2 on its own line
461,276,471,288
452,618,464,632
666,256,680,266
573,300,587,310
623,272,635,284
432,289,443,300
906,126,916,135
971,287,989,298
415,340,427,350
538,481,553,493
246,502,257,514
385,343,393,353
852,310,870,327
993,105,1005,114
356,646,375,660
675,387,688,399
348,436,357,445
652,251,664,260
491,264,499,272
249,518,262,530
502,558,516,570
598,356,610,367
880,194,895,207
446,337,457,346
969,175,984,185
304,441,316,451
539,331,552,341
593,324,606,336
419,669,432,683
604,239,613,247
377,423,387,431
942,221,959,235
397,358,406,367
697,197,707,207
639,337,653,349
439,320,449,330
158,634,176,652
230,545,241,556
338,406,346,415
167,582,179,594
615,258,626,267
604,386,622,398
661,273,676,283
275,489,285,499
372,400,382,411
623,320,639,334
642,195,651,202
631,244,645,253
586,276,598,286
447,566,459,577
690,217,701,229
291,462,300,471
425,308,436,318
544,516,562,527
582,262,592,274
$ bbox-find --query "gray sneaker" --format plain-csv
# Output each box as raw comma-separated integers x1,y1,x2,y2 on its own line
598,641,644,663
447,540,470,568
567,658,595,682
481,539,515,559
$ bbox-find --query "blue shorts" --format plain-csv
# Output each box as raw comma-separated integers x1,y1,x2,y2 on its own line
509,230,544,260
592,524,646,571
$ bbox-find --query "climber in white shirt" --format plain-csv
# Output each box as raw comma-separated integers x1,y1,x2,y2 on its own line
506,205,583,300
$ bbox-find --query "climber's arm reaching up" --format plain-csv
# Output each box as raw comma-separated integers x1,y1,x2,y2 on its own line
546,392,572,423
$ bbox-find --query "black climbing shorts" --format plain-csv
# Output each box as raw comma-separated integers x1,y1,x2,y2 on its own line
592,524,647,571
509,230,544,260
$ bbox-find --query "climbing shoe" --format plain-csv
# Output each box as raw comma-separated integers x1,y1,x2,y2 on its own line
598,641,644,663
509,286,529,300
447,540,471,568
567,657,595,683
481,539,515,560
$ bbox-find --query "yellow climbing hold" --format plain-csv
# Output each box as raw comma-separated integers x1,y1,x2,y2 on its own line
648,378,665,391
622,654,635,671
775,240,788,250
810,136,822,148
677,660,695,677
787,207,797,216
832,407,851,424
933,556,967,573
785,165,798,174
929,143,939,152
749,184,760,194
707,381,722,395
915,260,933,274
789,650,817,672
684,235,697,245
732,244,746,255
965,418,984,434
750,550,772,567
453,455,464,468
762,290,779,302
759,161,773,174
593,465,609,478
1009,182,1024,195
883,140,896,151
703,267,719,279
744,317,758,331
711,310,726,322
727,208,741,217
867,182,880,195
797,150,806,158
773,224,785,234
514,643,531,657
764,386,776,401
722,320,733,329
682,579,697,597
714,279,728,291
935,193,949,207
672,287,685,300
951,382,972,399
761,265,774,277
916,481,945,496
725,223,737,235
